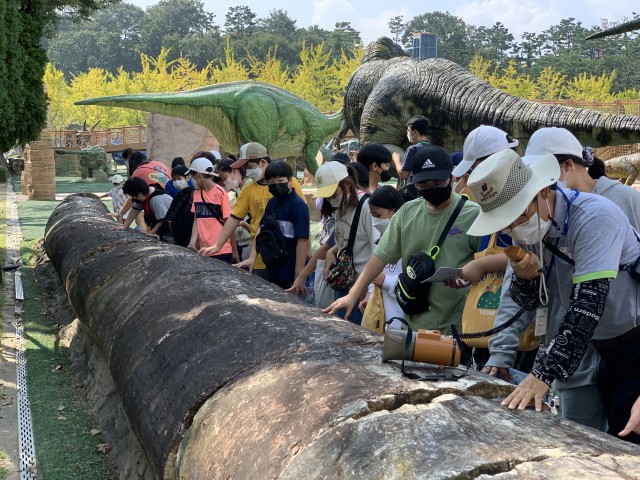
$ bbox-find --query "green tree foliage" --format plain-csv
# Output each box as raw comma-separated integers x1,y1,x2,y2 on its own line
224,5,257,39
388,15,405,45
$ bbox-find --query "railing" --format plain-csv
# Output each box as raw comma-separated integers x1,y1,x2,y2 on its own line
537,99,640,116
51,126,146,149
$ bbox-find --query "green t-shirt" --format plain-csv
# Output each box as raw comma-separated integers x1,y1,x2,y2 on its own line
374,194,483,332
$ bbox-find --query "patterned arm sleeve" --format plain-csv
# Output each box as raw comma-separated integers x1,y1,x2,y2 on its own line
508,274,541,311
531,279,609,386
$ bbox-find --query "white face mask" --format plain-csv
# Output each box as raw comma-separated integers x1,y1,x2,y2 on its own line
508,211,551,245
174,179,188,190
329,194,343,208
372,217,391,234
407,132,413,143
245,168,262,182
224,178,239,192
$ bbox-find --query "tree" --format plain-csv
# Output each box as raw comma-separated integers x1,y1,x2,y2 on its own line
257,9,297,37
140,0,214,57
388,16,405,45
565,71,616,101
330,22,361,56
536,67,566,100
224,5,257,39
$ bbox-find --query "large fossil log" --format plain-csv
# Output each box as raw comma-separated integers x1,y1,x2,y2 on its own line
44,194,640,479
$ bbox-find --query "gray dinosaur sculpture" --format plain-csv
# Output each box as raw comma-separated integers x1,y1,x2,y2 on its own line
604,153,640,185
336,37,640,157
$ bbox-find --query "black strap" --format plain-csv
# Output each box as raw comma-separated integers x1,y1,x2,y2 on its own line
543,239,575,266
345,194,370,255
433,196,467,251
200,189,225,226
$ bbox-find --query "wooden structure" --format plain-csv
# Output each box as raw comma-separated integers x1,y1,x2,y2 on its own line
22,124,56,200
51,126,146,153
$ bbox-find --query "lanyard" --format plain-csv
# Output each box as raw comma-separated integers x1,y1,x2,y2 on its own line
557,188,580,235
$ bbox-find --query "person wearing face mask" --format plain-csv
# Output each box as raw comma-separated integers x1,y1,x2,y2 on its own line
467,149,640,445
235,161,310,289
311,161,377,325
393,115,431,182
165,160,197,197
186,157,235,263
117,177,173,236
358,186,405,328
199,143,306,280
102,174,127,220
158,165,195,247
325,145,483,333
355,143,393,193
482,128,640,431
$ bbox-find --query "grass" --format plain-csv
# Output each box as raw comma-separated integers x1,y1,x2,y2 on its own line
0,184,7,344
16,180,114,479
0,450,8,480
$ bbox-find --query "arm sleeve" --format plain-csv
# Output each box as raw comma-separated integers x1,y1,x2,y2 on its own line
531,278,609,386
509,274,542,312
487,263,535,368
401,147,414,172
382,272,399,294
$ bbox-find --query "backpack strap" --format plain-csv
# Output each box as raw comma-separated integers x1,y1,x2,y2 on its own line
429,196,467,259
345,194,370,255
199,188,225,226
543,239,575,266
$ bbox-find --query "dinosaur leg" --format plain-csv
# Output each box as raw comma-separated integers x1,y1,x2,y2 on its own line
625,174,637,186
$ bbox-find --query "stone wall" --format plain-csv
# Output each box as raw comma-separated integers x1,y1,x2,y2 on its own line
54,152,81,177
146,113,220,166
22,127,56,200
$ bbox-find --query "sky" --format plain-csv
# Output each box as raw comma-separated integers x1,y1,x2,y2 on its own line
128,0,634,43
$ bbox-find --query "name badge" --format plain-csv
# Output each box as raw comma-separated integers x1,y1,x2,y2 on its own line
535,307,548,337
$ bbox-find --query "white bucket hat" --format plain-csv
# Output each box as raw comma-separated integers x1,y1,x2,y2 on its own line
452,125,519,177
467,149,560,236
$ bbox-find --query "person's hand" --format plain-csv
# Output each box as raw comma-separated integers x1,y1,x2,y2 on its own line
445,278,471,289
199,244,220,255
232,252,240,264
113,225,127,231
233,257,255,272
619,395,640,438
286,276,308,296
187,243,198,252
461,259,486,284
323,250,337,279
510,252,541,281
323,292,358,320
358,292,371,313
502,373,549,411
481,366,512,383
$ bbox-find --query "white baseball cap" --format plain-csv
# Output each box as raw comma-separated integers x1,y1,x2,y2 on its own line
452,125,519,177
313,162,349,198
525,127,583,159
109,174,124,184
186,157,217,176
209,149,222,160
466,149,560,236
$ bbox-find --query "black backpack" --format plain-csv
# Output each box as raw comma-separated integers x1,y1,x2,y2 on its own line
256,212,290,268
394,197,467,315
160,188,194,247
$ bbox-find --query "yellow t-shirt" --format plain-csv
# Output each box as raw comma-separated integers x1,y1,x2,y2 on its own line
230,177,306,270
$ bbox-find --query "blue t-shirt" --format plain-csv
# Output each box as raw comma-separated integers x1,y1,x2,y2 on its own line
165,178,196,197
263,190,310,284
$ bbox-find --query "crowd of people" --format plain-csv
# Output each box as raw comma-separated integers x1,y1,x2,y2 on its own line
104,119,640,444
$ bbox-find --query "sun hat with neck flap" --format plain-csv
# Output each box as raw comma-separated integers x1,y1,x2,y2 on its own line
466,149,560,237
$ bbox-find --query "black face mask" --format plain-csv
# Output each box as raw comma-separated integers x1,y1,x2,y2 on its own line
268,183,290,199
419,184,452,207
380,169,392,182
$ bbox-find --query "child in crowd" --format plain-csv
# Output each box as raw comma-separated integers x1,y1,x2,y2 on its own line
358,186,404,328
235,161,310,288
187,157,235,263
118,177,173,235
102,174,127,220
315,161,377,325
160,165,195,246
355,143,393,193
165,158,196,197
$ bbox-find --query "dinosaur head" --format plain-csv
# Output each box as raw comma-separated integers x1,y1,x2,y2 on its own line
361,37,408,64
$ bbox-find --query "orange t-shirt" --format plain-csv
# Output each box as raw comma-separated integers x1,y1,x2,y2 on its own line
191,186,232,255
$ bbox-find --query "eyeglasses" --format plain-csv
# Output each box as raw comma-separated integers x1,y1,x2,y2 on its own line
501,203,535,233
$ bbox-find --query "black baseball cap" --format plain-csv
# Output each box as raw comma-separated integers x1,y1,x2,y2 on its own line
408,146,453,184
331,152,351,165
172,165,189,177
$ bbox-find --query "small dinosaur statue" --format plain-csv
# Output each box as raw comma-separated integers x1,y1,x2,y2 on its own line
76,82,342,174
605,153,640,185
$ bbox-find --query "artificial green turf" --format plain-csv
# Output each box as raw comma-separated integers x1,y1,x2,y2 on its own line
16,186,114,480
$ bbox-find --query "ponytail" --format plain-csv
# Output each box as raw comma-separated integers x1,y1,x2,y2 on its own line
588,156,607,179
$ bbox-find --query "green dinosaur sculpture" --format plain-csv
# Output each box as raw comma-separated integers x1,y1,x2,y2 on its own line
75,82,342,174
586,17,640,40
54,146,109,179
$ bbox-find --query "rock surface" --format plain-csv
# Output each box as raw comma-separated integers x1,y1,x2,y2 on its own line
44,194,640,479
